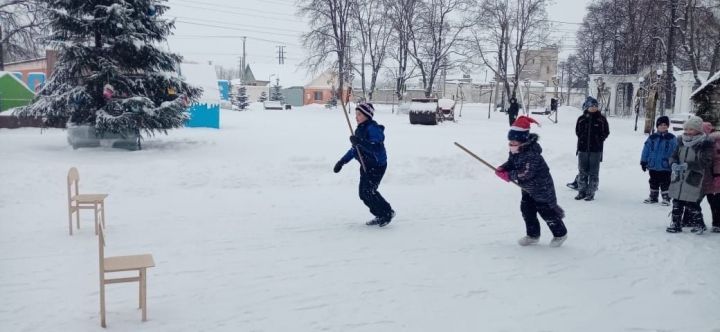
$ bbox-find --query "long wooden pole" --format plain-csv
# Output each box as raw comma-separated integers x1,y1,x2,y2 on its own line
340,91,367,171
454,142,523,189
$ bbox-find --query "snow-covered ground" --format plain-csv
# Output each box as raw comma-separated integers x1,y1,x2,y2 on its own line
1,103,719,331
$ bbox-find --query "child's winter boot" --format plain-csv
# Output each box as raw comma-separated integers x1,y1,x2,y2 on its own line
517,236,539,246
666,208,683,233
644,190,659,204
661,192,671,206
378,210,395,227
549,235,567,247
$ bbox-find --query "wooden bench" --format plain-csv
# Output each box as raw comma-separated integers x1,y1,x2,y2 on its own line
98,222,155,328
67,167,108,235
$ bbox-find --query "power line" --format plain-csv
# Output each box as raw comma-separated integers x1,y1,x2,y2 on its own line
174,20,301,42
172,16,301,33
170,1,304,23
171,34,301,47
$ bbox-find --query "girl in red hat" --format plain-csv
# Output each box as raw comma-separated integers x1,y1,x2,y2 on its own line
495,116,568,247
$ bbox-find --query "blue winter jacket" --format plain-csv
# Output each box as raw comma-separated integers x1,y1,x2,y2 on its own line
640,132,677,171
500,134,558,205
340,120,387,168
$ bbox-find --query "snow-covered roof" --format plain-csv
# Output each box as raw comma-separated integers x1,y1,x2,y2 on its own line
691,71,720,99
0,71,33,93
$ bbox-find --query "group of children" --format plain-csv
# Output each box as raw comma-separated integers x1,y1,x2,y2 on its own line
640,115,720,234
333,100,718,249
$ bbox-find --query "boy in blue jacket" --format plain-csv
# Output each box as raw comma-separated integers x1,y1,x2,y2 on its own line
640,116,677,205
333,103,395,227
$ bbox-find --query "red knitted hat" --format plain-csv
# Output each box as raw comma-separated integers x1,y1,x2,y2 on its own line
508,116,540,141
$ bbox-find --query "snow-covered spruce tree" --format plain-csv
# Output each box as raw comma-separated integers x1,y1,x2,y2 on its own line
257,91,267,102
16,0,200,136
325,91,337,108
234,85,249,110
269,82,284,102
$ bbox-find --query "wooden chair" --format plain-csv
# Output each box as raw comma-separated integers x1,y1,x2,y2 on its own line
98,222,155,328
67,167,108,235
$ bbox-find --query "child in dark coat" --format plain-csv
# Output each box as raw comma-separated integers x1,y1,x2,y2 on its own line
640,116,677,205
495,116,568,247
333,103,395,227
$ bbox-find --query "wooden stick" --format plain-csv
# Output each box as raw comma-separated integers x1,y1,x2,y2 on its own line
339,92,367,172
454,142,524,189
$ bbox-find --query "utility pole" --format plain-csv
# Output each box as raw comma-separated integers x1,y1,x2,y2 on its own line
277,46,285,65
241,36,247,83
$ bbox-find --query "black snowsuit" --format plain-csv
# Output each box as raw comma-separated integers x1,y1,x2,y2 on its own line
507,101,519,126
500,134,567,238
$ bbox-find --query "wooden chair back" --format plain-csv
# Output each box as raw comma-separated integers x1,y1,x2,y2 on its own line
67,167,79,206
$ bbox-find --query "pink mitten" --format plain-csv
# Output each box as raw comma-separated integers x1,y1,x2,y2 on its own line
713,176,720,188
495,169,510,182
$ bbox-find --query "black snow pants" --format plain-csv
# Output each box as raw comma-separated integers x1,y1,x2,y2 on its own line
520,191,568,238
359,165,393,219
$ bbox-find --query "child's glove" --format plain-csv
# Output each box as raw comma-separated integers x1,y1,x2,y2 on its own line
495,167,510,182
349,135,361,145
333,161,343,173
671,163,688,172
640,161,647,172
713,176,720,188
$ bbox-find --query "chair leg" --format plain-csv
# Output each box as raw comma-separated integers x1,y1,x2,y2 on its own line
68,208,73,236
76,206,80,230
140,268,147,322
101,200,106,228
100,280,106,328
94,202,99,235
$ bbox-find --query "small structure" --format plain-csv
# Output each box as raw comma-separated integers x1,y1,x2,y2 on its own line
588,65,709,117
691,71,720,127
180,62,220,129
0,71,35,112
2,49,58,88
303,69,351,105
281,86,304,107
217,80,230,101
263,100,283,110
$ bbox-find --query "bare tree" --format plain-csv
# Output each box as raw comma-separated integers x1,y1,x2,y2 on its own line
385,0,419,101
350,0,391,101
0,0,47,70
215,65,240,81
299,0,354,110
464,0,549,103
408,0,473,98
508,0,551,99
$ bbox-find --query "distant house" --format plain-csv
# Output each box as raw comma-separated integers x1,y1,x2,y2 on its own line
3,49,57,92
0,71,35,112
303,69,351,105
241,65,269,87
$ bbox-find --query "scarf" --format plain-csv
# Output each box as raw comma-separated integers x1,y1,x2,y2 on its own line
682,133,707,148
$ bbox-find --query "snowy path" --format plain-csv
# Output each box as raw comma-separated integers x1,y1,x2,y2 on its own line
1,104,719,331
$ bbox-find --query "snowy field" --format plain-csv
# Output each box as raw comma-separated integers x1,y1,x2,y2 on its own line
1,103,719,331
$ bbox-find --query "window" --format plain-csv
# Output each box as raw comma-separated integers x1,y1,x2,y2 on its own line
314,91,323,101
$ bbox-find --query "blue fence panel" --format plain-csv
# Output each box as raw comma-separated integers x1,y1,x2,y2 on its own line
186,103,220,128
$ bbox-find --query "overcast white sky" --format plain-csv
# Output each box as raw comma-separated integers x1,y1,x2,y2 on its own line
165,0,593,86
